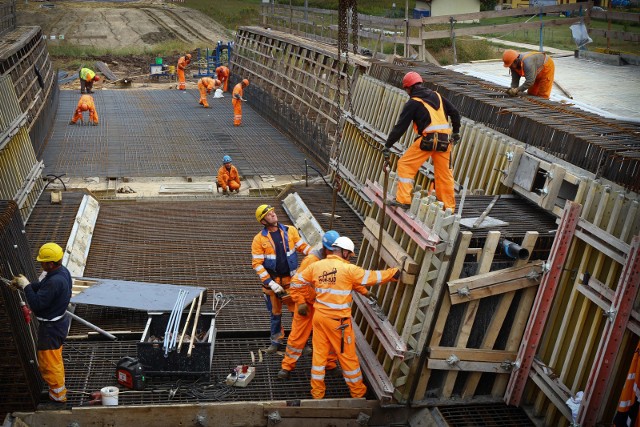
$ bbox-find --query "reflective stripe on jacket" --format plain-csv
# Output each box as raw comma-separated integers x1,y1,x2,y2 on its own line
289,248,322,304
411,93,452,137
252,223,310,287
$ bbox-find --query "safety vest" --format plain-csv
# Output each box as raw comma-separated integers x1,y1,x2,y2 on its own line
252,223,310,286
80,68,95,82
411,93,452,137
514,52,549,78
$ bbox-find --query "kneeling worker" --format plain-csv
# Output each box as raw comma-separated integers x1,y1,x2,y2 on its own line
503,49,555,99
217,155,240,194
70,94,98,125
197,77,221,108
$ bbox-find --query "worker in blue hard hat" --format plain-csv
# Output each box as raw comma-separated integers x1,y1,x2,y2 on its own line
217,155,240,195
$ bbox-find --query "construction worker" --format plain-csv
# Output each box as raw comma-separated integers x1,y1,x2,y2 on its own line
11,242,72,409
232,78,249,127
278,230,341,380
216,65,230,92
384,71,461,211
217,155,240,194
197,77,221,108
291,236,400,399
503,49,555,99
69,94,98,126
79,67,100,94
251,204,311,354
177,53,192,91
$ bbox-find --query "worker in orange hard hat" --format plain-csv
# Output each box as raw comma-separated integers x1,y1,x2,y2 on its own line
11,242,72,410
69,94,98,125
197,77,221,108
79,67,100,94
503,49,555,99
177,53,192,91
291,236,400,399
383,71,461,211
232,78,249,126
217,155,240,194
216,65,230,92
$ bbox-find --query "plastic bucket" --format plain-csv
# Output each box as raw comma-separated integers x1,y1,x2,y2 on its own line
100,386,119,406
168,65,176,75
155,57,163,65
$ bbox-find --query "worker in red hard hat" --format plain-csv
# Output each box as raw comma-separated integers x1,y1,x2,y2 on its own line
232,78,249,126
79,67,100,94
503,49,555,99
216,65,230,92
69,94,99,125
197,77,221,108
383,71,461,211
11,242,72,410
217,155,240,194
177,53,192,91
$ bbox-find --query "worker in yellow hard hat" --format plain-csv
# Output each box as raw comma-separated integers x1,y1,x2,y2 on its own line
197,77,221,108
232,78,249,126
251,204,311,354
69,94,98,125
503,49,555,99
177,53,192,91
11,242,72,410
79,67,100,94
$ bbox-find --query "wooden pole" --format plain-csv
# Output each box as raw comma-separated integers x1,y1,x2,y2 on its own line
187,292,203,357
177,297,196,353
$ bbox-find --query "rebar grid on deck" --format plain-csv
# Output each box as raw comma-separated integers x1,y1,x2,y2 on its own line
437,403,534,426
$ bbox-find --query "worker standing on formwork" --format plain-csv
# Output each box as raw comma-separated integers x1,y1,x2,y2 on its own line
503,49,555,99
216,65,230,92
197,77,221,108
11,243,72,410
217,155,240,194
251,204,310,354
69,94,99,126
177,53,191,91
232,79,249,127
79,67,100,94
278,230,341,380
384,71,461,211
291,236,400,399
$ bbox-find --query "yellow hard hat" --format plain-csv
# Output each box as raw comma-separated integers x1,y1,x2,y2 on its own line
36,242,64,263
255,204,274,223
503,49,519,68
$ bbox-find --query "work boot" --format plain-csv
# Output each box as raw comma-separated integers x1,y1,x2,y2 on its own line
277,369,290,380
69,121,75,125
266,344,279,354
302,346,312,357
222,189,229,196
87,90,94,94
386,200,411,210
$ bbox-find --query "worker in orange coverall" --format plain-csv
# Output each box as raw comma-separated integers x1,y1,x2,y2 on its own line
291,236,400,399
176,53,191,91
383,71,461,211
216,65,230,92
252,204,310,354
232,79,249,126
613,342,640,426
197,77,221,108
503,49,555,99
217,155,240,195
277,230,341,380
69,94,98,125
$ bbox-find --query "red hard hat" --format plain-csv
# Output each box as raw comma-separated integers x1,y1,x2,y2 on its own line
503,49,519,68
242,79,249,86
94,75,100,81
402,71,422,89
80,103,89,112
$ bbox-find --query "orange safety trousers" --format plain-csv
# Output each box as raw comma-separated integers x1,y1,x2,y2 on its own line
197,81,210,108
263,276,295,344
396,139,455,210
220,177,240,192
310,315,365,399
177,68,186,90
232,98,242,126
38,347,67,402
71,95,98,124
527,57,555,99
282,303,337,372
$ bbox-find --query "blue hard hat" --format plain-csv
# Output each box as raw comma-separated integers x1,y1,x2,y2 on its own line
223,155,232,164
322,230,340,250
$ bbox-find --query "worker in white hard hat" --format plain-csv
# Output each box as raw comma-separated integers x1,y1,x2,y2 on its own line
11,242,72,410
291,236,401,399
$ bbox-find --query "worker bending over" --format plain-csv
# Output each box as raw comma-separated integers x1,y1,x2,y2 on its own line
291,236,400,399
177,53,191,91
12,243,72,410
232,79,249,126
197,77,221,108
217,155,240,194
252,204,310,354
216,65,230,92
384,71,461,211
79,67,100,94
503,49,555,99
70,94,98,126
278,230,341,380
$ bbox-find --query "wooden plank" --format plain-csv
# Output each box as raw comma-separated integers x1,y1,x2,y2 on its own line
420,18,582,40
420,2,591,24
429,347,517,363
428,360,511,374
263,407,371,418
363,216,419,275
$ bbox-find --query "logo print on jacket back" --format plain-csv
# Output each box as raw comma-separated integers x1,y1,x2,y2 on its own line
319,268,337,285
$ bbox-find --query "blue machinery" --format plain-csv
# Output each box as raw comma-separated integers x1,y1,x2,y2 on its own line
193,41,233,78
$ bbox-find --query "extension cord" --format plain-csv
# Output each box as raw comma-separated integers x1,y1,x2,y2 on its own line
225,366,255,387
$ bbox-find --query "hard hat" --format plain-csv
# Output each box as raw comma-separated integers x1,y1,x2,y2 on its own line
36,242,64,263
503,49,519,68
402,71,423,89
332,236,355,254
242,79,249,86
255,204,274,223
186,53,192,60
223,155,232,164
322,230,340,250
94,75,100,81
80,103,89,112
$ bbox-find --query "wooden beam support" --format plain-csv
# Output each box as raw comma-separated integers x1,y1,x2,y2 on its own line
429,347,517,363
363,217,419,275
353,292,407,359
353,323,395,405
428,359,512,374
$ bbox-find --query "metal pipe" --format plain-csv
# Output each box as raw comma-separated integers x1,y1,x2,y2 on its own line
503,239,530,260
65,310,117,341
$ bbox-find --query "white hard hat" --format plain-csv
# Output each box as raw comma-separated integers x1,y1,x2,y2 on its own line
332,236,355,254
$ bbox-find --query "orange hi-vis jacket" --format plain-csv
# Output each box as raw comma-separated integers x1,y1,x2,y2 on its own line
217,164,240,190
252,223,310,289
289,248,322,305
198,77,218,92
292,255,398,318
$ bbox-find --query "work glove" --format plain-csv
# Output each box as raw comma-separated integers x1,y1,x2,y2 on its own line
11,274,29,290
506,87,519,97
297,303,308,316
269,281,284,294
381,147,391,160
241,98,247,102
392,269,401,281
451,133,461,145
364,291,376,302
